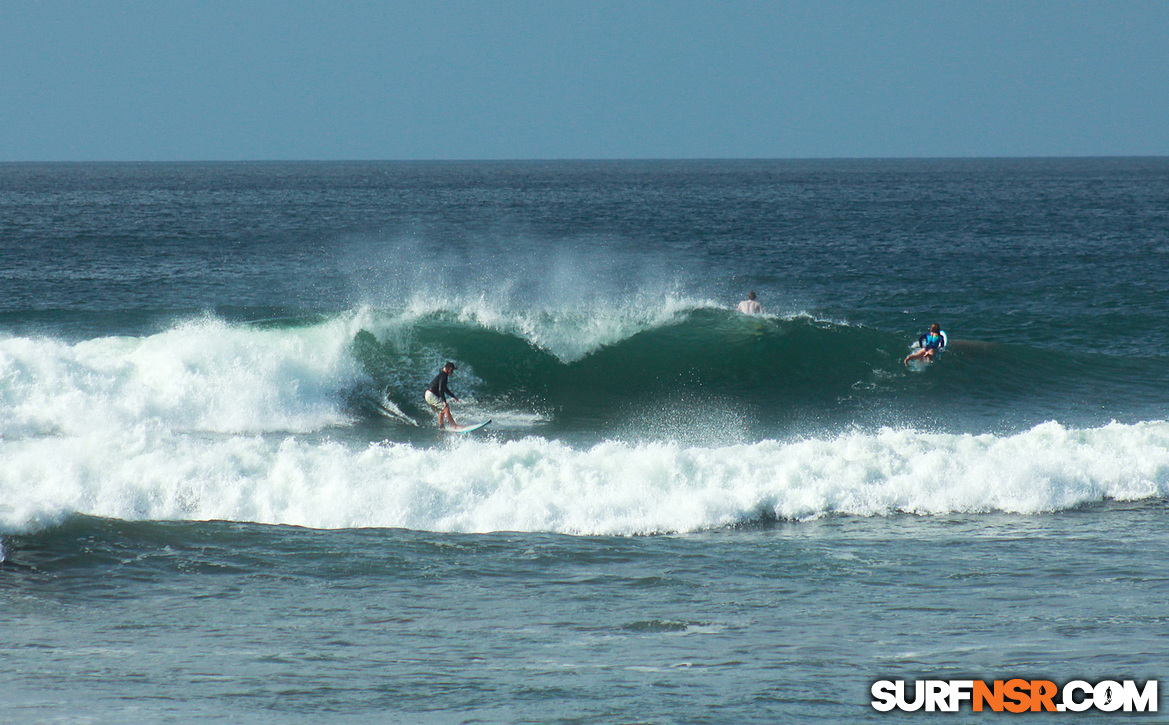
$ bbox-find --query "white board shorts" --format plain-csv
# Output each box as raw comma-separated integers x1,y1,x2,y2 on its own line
424,390,448,413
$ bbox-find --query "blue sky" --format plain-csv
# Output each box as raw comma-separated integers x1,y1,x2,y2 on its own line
2,1,1167,160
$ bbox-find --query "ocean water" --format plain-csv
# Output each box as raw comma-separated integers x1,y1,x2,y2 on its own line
2,159,1168,722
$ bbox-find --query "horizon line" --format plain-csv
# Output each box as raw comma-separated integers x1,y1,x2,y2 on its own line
3,154,1167,165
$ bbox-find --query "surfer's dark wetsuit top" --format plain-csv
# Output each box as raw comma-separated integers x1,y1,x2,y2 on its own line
918,332,945,351
427,371,455,401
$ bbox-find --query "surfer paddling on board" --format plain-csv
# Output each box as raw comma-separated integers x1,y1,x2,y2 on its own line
424,362,462,430
905,323,946,365
737,291,762,315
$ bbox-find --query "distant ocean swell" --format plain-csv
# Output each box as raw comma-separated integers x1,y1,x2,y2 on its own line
2,422,1166,537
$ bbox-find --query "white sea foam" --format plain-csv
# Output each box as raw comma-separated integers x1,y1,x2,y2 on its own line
2,421,1166,536
340,231,735,361
371,292,724,363
0,315,368,438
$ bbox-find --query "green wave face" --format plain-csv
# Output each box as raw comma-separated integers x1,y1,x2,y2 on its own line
352,307,1168,436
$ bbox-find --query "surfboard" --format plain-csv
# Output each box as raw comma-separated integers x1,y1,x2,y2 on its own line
445,419,491,434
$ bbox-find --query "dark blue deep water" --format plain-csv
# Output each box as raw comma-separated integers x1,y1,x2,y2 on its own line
2,159,1168,722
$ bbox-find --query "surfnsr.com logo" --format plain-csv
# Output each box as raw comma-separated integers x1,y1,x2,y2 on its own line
871,679,1158,713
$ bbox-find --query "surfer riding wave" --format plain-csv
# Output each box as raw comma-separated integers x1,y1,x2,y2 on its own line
424,362,462,430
